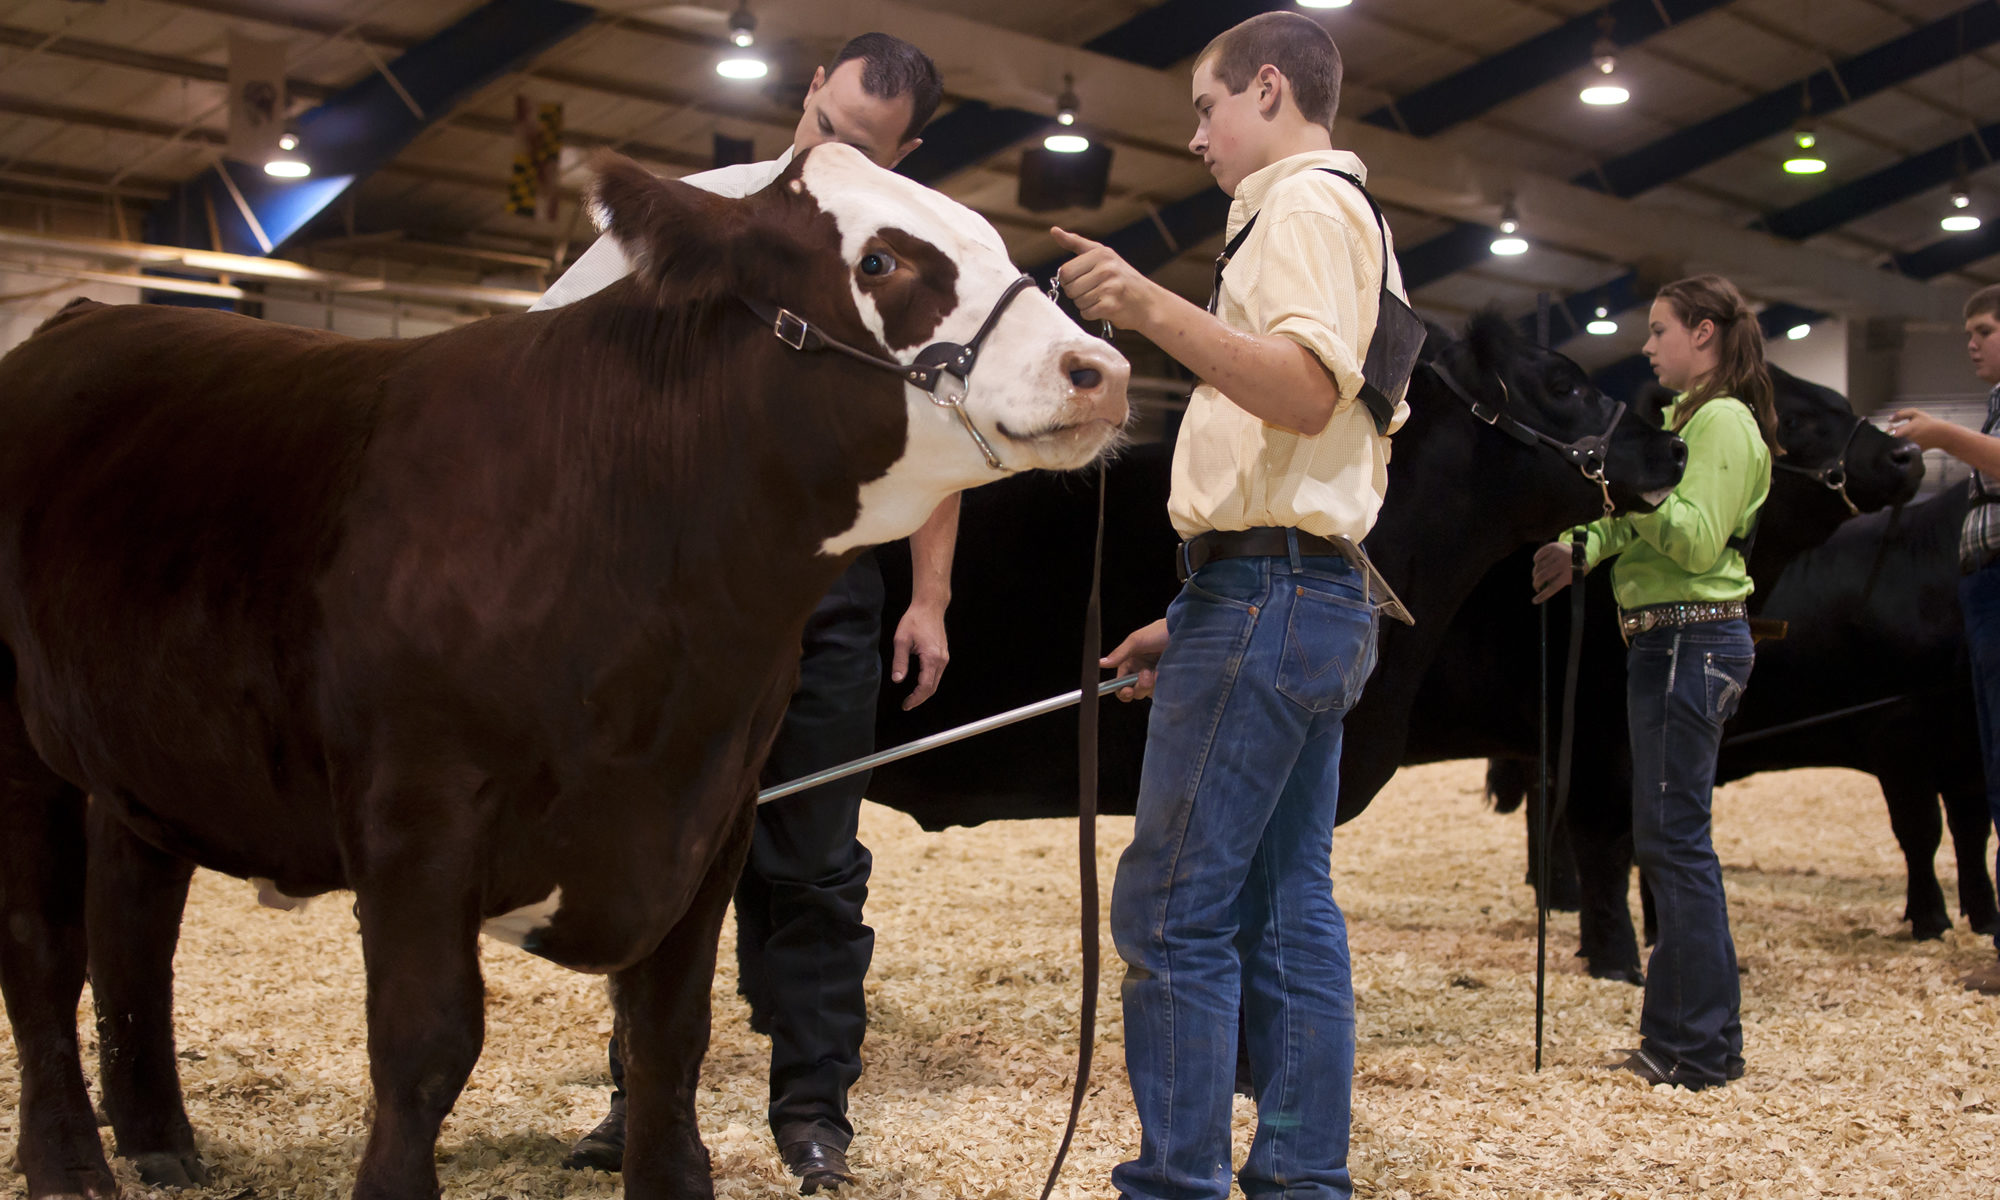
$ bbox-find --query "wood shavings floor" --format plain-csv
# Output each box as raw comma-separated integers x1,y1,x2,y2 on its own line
5,761,1997,1198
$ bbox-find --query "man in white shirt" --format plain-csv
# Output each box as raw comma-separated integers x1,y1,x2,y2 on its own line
543,34,949,1195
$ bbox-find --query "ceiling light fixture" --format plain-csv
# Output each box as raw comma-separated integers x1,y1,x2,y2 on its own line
1491,198,1528,256
1586,305,1617,335
1944,158,1982,231
1581,14,1629,106
1056,74,1079,127
716,2,766,78
1783,78,1825,175
1787,323,1812,341
1296,0,1352,8
264,122,309,178
1044,133,1091,154
727,1,756,48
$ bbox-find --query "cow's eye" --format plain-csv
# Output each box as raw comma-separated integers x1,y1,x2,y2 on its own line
859,252,898,277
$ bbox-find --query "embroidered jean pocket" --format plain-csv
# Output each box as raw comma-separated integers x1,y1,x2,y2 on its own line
1275,583,1378,713
1703,651,1754,724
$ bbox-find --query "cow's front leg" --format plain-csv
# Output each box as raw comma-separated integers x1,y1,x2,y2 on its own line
349,847,485,1200
86,804,208,1188
0,724,115,1200
616,802,755,1200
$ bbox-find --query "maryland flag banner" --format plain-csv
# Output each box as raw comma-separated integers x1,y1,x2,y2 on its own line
227,32,288,165
508,96,563,221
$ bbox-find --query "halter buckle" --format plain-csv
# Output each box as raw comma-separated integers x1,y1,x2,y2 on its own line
773,309,810,351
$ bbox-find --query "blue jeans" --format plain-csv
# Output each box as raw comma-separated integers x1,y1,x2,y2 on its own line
1110,546,1378,1200
1627,618,1753,1089
1960,561,2000,956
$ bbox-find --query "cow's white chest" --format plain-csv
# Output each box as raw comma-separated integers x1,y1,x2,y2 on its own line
481,887,563,948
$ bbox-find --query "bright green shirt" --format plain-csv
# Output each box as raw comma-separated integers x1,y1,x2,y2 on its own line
1575,394,1771,610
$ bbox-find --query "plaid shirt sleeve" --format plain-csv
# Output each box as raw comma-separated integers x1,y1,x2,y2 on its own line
1962,385,2000,572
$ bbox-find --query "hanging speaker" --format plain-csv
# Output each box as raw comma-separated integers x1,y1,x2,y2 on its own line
1018,144,1114,212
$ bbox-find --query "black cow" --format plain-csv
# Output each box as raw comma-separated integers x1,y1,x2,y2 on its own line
863,313,1687,828
0,147,1127,1200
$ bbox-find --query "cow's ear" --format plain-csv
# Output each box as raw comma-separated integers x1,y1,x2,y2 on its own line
587,152,744,302
1462,308,1519,381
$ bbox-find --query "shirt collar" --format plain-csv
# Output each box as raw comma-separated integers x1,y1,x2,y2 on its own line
1228,149,1367,233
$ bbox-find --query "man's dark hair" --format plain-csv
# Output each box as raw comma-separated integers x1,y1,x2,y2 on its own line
829,32,944,145
1197,12,1343,133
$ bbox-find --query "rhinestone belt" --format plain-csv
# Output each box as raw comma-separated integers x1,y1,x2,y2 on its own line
1617,600,1749,643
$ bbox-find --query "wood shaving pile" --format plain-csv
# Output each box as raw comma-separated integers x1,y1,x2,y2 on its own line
5,761,1997,1198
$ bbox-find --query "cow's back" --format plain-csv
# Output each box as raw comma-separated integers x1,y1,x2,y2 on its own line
0,303,397,877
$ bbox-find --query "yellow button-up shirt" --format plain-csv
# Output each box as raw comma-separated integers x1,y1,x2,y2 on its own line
1168,149,1409,543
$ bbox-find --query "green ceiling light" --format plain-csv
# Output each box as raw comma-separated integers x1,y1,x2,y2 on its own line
1783,123,1826,174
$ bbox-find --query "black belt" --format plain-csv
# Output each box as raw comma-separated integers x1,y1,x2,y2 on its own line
1176,527,1361,582
1617,600,1749,643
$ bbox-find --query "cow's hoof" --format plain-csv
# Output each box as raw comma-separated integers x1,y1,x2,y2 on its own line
1910,916,1951,941
129,1150,210,1187
1970,911,1999,937
1589,963,1644,986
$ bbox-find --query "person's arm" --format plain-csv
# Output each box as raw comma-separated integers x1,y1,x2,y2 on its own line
1050,222,1346,436
1623,404,1767,574
530,235,633,311
890,495,958,710
1888,408,2000,476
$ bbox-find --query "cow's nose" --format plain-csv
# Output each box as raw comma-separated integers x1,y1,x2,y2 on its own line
1889,438,1920,468
1062,348,1130,425
1669,439,1689,470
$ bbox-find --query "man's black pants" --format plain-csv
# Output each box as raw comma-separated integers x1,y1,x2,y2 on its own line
608,551,882,1152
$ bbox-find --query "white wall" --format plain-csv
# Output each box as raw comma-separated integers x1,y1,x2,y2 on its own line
1762,316,1847,395
0,269,140,354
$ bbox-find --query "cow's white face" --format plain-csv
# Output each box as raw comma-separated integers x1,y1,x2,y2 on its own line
796,146,1129,553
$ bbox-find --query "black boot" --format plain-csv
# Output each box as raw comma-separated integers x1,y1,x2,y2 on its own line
562,1095,626,1171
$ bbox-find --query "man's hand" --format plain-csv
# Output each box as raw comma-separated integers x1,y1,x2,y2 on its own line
1052,227,1164,331
890,601,949,710
1530,541,1579,604
1100,618,1169,701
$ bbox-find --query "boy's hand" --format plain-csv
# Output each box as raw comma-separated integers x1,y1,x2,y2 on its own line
1886,408,1950,450
1052,227,1161,331
1100,618,1169,701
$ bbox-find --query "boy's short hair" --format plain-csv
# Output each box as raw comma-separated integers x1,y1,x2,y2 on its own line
829,32,944,145
1967,283,2000,323
1195,12,1343,133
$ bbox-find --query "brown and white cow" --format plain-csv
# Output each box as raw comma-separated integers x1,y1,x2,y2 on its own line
0,144,1127,1200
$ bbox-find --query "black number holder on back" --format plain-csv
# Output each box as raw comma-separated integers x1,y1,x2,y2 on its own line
1207,168,1426,436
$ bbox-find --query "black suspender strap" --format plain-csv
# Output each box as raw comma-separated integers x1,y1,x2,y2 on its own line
1203,168,1419,437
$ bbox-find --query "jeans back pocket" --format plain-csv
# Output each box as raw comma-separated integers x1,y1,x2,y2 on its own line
1703,651,1754,724
1274,582,1378,714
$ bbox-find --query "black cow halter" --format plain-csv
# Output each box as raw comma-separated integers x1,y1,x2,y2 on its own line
740,272,1041,472
1424,359,1626,516
1774,413,1866,516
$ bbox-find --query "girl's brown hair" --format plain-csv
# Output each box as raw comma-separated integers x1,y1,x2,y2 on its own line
1653,275,1779,452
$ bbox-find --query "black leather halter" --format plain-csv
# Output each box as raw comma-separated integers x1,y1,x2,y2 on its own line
1424,359,1627,516
741,273,1041,471
1774,413,1866,515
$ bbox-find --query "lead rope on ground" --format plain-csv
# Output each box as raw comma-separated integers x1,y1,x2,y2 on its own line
1535,528,1590,1070
1039,457,1106,1200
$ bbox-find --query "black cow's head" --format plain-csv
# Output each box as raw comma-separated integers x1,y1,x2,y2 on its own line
1767,366,1923,514
1415,311,1687,521
586,145,1129,553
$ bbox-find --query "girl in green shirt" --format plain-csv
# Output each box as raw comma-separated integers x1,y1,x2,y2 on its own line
1532,274,1779,1090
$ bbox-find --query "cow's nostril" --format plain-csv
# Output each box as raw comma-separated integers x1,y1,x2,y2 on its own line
1890,440,1918,464
1070,367,1103,390
1671,441,1689,467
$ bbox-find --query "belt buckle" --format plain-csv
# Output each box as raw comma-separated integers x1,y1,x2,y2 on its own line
1176,540,1194,583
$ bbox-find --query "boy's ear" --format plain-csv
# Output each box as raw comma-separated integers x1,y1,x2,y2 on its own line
1256,64,1285,116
